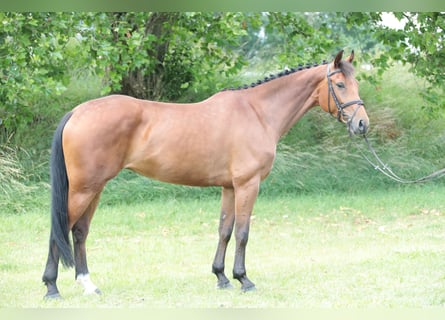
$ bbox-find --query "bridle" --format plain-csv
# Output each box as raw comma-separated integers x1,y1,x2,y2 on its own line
326,63,364,125
326,61,445,184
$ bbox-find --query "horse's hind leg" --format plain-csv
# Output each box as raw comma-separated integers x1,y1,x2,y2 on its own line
42,191,100,299
71,191,103,295
42,241,61,299
212,187,235,289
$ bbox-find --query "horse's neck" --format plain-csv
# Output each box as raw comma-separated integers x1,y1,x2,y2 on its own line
247,65,325,141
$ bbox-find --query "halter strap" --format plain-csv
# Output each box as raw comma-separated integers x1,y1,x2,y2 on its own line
326,64,364,123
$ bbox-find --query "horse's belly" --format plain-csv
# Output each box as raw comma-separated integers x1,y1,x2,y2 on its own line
126,157,232,187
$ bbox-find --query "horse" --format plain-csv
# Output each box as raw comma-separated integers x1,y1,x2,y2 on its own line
42,50,369,298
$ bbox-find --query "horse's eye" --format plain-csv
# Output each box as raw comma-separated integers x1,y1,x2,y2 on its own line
336,82,345,89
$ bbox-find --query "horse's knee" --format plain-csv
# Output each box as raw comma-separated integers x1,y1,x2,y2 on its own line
235,229,249,246
220,227,233,243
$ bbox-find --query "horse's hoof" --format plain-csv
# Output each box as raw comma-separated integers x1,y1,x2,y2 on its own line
217,281,234,290
84,287,102,296
241,284,256,292
44,293,63,300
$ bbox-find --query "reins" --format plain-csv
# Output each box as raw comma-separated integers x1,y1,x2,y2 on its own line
355,134,445,184
326,63,445,184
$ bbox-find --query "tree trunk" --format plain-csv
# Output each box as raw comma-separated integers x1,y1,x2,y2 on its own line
117,12,179,100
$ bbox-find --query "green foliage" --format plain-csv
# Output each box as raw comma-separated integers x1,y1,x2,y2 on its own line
0,13,78,132
346,12,445,118
391,13,444,86
74,12,254,101
165,13,250,99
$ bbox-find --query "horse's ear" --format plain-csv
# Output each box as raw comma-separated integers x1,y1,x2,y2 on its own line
334,50,344,68
346,50,355,63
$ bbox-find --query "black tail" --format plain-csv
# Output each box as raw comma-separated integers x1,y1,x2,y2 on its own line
49,112,74,268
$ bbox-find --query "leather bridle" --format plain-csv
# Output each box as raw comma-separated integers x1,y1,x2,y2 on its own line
326,63,364,124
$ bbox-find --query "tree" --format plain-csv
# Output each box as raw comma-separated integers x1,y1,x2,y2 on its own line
82,12,253,101
116,12,179,100
385,13,444,116
1,12,443,135
0,12,253,132
344,12,445,115
0,13,79,132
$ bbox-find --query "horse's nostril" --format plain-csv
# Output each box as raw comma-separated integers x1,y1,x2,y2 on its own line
358,119,367,133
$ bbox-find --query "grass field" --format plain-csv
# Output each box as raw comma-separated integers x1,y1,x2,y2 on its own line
1,183,444,308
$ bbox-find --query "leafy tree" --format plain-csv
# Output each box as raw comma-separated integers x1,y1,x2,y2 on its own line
383,13,444,115
0,12,78,131
78,12,252,101
1,12,443,135
344,12,445,116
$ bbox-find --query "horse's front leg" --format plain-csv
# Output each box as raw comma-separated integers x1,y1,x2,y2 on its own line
212,187,235,289
232,177,260,291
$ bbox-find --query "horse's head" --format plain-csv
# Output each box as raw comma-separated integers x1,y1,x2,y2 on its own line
318,50,369,135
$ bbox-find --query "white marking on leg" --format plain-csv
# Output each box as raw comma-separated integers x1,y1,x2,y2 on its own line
76,273,99,295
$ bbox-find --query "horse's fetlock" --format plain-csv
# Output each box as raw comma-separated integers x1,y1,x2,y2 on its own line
232,269,246,281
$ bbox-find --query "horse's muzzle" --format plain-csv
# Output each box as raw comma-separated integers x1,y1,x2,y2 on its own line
358,119,368,134
349,117,369,135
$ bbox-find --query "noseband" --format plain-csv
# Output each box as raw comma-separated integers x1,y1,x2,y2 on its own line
326,64,364,124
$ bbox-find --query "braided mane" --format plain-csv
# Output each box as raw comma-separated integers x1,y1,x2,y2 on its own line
222,60,329,91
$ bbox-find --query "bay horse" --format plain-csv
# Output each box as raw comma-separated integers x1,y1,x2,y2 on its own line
42,50,369,298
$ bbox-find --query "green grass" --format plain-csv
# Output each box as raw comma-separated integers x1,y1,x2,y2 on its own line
1,184,444,307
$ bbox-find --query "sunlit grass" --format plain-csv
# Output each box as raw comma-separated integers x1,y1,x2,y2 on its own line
1,184,444,307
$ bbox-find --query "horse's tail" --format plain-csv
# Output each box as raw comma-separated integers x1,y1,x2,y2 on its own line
49,111,74,268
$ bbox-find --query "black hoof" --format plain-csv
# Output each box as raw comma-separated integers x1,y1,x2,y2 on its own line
241,284,257,292
44,292,62,300
94,288,102,295
217,280,234,290
234,273,256,292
